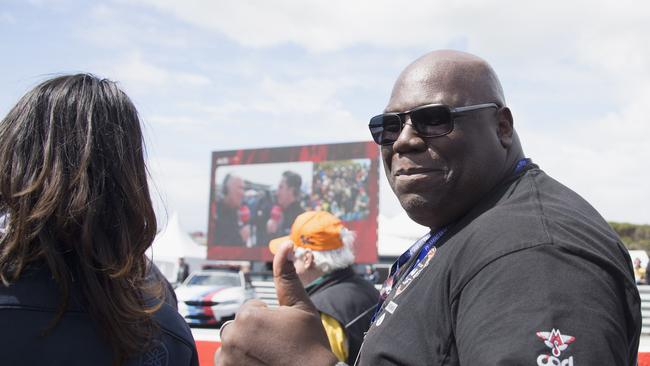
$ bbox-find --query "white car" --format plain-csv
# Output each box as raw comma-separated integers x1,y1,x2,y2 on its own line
176,269,256,326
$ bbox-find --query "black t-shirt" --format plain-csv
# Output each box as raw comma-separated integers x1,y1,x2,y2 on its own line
0,266,199,366
358,167,640,366
307,267,380,364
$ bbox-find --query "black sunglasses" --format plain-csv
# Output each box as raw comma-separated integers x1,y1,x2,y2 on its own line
368,103,498,145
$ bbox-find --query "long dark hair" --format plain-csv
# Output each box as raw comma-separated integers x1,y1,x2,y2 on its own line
0,74,159,365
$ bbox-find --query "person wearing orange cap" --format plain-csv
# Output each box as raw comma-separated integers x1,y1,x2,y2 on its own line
269,211,379,364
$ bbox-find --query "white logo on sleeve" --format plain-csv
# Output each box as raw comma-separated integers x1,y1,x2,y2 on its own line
536,328,575,366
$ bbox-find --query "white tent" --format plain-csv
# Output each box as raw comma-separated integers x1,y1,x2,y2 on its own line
378,213,429,258
147,213,207,283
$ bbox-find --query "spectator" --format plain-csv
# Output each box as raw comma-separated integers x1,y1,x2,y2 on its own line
634,258,646,284
363,265,379,284
0,74,198,366
268,211,378,364
177,257,190,284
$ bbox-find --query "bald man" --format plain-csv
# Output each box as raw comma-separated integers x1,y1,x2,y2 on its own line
214,174,249,246
216,50,640,366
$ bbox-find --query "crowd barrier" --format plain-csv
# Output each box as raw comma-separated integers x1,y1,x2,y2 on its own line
193,283,650,366
255,282,650,333
251,280,279,307
640,285,650,334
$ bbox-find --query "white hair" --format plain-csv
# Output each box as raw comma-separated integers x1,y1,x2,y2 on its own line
294,228,356,274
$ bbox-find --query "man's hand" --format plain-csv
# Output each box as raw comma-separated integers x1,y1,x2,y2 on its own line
215,242,339,366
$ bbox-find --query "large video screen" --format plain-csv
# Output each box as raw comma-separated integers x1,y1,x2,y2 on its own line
207,141,379,263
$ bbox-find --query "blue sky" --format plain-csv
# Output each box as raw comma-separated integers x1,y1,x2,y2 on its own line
1,0,649,232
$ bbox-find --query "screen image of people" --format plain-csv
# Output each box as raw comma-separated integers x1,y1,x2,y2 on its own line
211,162,311,248
266,171,305,242
210,159,373,249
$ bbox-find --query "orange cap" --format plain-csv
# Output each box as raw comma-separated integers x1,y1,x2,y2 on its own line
268,211,344,254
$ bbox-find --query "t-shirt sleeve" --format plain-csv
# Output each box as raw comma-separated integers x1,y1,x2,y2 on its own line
453,244,639,366
320,312,349,362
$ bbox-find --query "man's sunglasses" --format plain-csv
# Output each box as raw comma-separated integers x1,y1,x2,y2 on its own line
368,103,498,145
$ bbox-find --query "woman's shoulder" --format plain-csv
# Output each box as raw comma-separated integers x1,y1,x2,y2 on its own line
140,302,199,366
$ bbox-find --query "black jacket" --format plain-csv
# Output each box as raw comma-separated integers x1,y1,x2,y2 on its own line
307,266,379,364
0,265,199,366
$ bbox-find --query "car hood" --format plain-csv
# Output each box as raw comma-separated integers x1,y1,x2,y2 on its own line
175,285,238,301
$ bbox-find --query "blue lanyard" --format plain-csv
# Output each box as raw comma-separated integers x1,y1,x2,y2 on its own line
514,158,531,174
371,158,532,323
371,228,447,322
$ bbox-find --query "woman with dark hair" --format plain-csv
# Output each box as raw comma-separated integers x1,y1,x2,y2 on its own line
0,74,198,366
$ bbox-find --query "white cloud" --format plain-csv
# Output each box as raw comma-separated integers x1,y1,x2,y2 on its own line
213,75,368,142
0,12,16,24
148,155,211,231
124,0,650,109
114,54,169,86
147,115,209,130
81,3,195,49
63,0,650,226
176,72,211,86
25,0,69,6
519,86,650,224
252,76,355,114
126,0,647,57
104,53,211,93
127,0,442,52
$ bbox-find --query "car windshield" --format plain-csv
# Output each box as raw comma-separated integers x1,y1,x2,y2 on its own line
187,273,241,287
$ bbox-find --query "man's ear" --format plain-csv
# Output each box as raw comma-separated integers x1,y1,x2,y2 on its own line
496,107,514,148
303,250,314,269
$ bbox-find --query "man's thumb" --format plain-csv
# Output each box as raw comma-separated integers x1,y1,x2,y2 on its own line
273,242,317,312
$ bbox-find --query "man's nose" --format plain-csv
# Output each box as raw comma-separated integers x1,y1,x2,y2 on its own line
392,117,427,153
